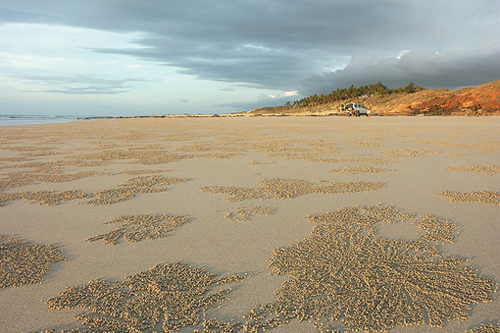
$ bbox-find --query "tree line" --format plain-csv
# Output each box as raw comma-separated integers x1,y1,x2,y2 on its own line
285,82,425,109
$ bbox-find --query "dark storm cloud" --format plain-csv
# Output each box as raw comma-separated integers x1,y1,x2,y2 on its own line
2,0,498,91
301,47,500,95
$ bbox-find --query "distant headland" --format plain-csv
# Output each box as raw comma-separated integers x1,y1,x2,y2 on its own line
249,80,500,117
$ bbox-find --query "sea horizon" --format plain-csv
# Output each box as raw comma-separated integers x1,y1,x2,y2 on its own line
0,114,163,127
0,114,90,127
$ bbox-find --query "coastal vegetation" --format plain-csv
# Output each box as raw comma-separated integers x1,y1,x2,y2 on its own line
285,82,425,109
250,80,500,116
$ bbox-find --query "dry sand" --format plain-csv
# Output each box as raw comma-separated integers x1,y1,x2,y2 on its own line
0,116,499,332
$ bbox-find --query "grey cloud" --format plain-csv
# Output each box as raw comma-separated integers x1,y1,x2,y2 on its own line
41,88,125,95
218,87,236,92
2,0,499,91
0,7,55,22
17,75,148,95
300,47,500,95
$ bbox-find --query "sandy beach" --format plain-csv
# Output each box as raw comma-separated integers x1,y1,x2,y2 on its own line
0,116,499,333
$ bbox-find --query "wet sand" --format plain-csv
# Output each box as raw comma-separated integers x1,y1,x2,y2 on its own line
0,116,499,332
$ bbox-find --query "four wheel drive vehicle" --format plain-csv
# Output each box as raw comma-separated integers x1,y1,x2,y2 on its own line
341,103,370,117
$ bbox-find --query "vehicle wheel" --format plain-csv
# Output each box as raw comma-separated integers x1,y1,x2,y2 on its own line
355,111,360,117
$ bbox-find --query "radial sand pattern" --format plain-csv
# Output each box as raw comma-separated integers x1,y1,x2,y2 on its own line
46,262,247,332
1,235,65,288
243,206,496,332
201,178,385,202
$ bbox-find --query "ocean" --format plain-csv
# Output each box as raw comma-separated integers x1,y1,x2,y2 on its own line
0,115,87,127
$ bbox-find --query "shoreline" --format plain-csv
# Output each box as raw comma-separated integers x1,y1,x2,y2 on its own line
2,112,499,128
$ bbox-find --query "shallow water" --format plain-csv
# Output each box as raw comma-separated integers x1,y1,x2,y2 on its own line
0,115,85,127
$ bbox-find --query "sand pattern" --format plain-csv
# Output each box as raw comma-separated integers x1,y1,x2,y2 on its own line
86,213,191,245
405,139,500,155
333,157,390,165
329,166,395,174
2,160,108,175
173,137,360,164
384,148,441,158
45,262,247,332
242,206,496,332
0,235,65,288
334,157,390,165
437,190,500,206
339,138,385,148
225,206,277,222
0,170,101,191
445,164,500,175
71,149,194,165
1,145,56,152
176,143,243,153
111,169,171,175
84,175,191,205
0,190,89,207
201,178,385,201
267,152,333,162
249,160,276,165
466,323,500,333
197,152,240,159
1,118,499,332
0,156,30,162
0,175,191,207
266,152,390,165
435,142,500,151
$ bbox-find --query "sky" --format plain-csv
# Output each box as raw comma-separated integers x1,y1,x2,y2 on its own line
0,1,499,116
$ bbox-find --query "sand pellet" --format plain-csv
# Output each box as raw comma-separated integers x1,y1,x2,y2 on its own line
87,213,191,245
241,206,495,332
445,164,500,175
466,322,500,333
436,190,500,206
385,148,441,158
329,167,395,174
45,262,247,332
201,178,385,202
1,235,65,288
0,175,191,207
225,206,277,222
84,175,191,205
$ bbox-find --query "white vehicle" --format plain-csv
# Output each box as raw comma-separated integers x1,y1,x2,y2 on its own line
341,103,370,117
